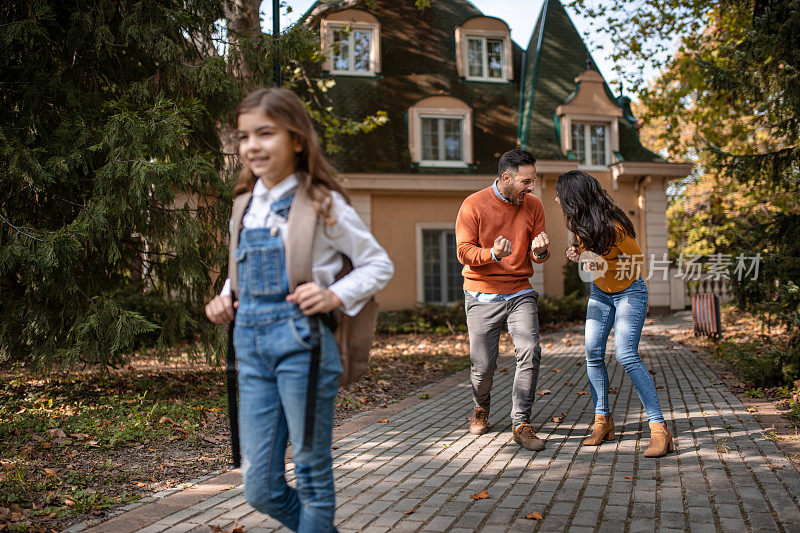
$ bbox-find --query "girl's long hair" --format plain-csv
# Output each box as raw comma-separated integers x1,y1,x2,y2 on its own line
233,87,349,225
555,170,635,256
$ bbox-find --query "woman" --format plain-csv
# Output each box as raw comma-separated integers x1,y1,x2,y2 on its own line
555,170,673,457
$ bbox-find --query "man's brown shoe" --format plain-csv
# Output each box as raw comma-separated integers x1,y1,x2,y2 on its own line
513,423,545,451
469,406,490,435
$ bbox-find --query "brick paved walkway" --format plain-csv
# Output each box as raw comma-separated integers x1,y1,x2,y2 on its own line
83,313,800,532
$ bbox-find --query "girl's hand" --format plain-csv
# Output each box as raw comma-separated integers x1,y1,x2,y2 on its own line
286,282,342,315
205,295,237,324
566,246,581,263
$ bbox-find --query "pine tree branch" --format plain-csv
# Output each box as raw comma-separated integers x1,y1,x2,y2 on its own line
0,212,43,241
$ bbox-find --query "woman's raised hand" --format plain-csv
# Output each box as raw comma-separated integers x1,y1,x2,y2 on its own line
565,245,581,263
205,295,237,324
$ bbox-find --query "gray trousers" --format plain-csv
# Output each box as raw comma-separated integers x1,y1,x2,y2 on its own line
465,291,542,427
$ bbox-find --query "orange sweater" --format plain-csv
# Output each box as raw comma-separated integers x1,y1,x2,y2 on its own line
580,231,642,293
456,186,549,293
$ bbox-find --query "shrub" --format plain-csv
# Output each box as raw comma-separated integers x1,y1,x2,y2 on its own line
377,293,588,335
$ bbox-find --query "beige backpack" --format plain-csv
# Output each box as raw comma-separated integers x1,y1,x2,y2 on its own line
227,186,377,387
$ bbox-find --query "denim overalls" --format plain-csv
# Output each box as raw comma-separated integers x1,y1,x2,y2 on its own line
233,194,342,533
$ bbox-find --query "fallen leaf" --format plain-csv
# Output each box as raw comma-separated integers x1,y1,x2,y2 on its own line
649,369,657,375
624,476,635,479
470,490,491,500
552,368,562,372
656,385,665,389
500,367,508,372
526,511,543,520
577,391,588,395
202,436,219,444
566,381,575,386
331,446,339,450
47,428,67,439
609,387,618,395
69,433,89,440
545,343,553,348
404,508,415,514
43,468,57,478
63,498,75,507
537,389,551,395
552,417,563,423
378,418,389,423
159,416,175,425
86,440,100,447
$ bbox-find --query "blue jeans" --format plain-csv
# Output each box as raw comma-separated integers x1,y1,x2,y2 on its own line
235,310,342,533
584,278,664,423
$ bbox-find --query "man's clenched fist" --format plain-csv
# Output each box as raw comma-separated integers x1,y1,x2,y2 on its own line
532,232,550,256
492,235,513,259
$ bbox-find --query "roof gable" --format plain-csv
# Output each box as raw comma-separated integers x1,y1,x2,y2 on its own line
518,0,661,162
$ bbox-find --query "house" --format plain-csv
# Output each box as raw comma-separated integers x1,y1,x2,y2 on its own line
300,0,692,313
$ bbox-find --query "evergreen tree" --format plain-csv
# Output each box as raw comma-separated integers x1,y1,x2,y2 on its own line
0,0,388,369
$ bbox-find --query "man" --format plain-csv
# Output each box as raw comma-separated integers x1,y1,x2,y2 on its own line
455,149,550,451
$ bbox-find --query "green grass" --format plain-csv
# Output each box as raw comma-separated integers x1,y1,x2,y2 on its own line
0,368,227,513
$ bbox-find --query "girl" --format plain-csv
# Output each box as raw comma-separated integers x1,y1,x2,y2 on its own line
555,170,673,458
205,88,394,532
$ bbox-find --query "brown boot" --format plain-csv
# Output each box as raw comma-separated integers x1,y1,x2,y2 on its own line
469,406,489,435
643,421,674,457
513,423,545,451
583,414,615,446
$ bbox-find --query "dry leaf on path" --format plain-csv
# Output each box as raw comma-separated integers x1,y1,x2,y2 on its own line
526,511,543,520
43,468,57,477
566,381,574,386
404,508,415,514
378,418,389,423
552,417,563,423
577,391,588,395
470,490,491,500
545,343,553,348
552,368,562,372
537,389,551,395
624,476,635,479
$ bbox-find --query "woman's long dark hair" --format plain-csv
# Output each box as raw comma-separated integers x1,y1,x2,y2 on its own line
555,170,635,256
233,88,349,225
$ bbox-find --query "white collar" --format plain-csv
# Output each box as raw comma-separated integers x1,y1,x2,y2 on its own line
253,173,298,200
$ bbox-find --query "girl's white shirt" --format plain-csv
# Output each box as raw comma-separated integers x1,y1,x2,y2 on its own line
220,174,394,316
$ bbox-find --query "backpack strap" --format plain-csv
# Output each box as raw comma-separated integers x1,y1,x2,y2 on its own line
285,185,317,290
227,192,253,299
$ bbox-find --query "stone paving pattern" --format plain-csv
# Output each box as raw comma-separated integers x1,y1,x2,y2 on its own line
85,316,800,532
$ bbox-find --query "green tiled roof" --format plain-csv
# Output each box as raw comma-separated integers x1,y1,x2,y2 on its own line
518,0,663,162
299,0,662,172
300,0,523,174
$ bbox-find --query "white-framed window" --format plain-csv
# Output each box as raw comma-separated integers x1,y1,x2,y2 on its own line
408,98,472,167
323,21,380,75
466,36,505,80
420,115,464,164
571,122,610,168
416,225,464,304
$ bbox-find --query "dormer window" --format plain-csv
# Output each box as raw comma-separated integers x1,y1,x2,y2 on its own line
320,10,381,76
408,96,473,168
455,17,513,83
555,68,623,168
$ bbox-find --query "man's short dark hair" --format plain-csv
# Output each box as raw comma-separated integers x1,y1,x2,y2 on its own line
498,149,537,176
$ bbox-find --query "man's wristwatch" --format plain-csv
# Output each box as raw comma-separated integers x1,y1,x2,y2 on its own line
533,248,549,260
